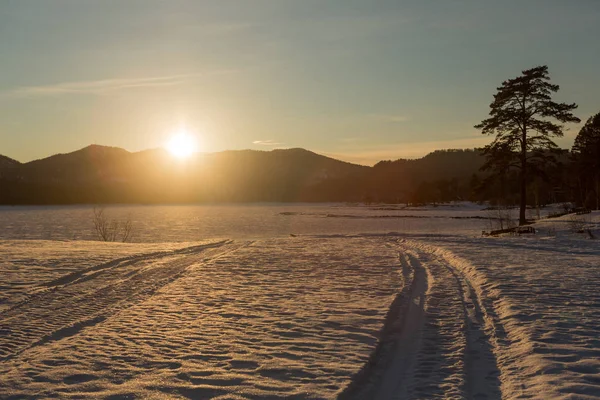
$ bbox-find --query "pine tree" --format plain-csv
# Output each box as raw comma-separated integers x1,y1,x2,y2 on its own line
572,112,600,209
475,66,580,225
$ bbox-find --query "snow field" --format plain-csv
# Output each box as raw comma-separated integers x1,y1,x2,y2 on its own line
0,237,403,399
1,205,599,399
340,240,501,399
409,234,600,399
0,239,218,313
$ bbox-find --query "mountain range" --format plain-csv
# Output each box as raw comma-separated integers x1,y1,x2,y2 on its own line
0,145,486,204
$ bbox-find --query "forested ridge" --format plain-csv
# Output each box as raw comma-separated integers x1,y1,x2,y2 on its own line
0,145,588,206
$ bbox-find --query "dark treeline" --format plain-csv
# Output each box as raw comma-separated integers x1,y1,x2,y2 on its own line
0,143,596,208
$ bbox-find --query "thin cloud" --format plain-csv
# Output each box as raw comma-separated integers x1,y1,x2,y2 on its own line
253,140,284,146
7,71,234,98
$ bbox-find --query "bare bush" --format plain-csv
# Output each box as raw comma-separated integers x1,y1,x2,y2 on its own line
121,218,133,243
484,206,516,232
93,207,134,242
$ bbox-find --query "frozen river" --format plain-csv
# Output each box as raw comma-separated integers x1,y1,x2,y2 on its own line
0,203,488,242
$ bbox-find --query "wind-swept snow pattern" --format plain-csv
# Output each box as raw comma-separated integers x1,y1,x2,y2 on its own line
0,240,236,362
0,240,214,313
0,237,403,399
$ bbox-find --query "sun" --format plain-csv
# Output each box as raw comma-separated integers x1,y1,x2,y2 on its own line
166,130,198,159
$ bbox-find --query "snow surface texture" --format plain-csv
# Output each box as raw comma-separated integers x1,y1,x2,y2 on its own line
0,237,403,399
0,240,213,313
1,204,599,399
340,212,600,399
411,235,600,399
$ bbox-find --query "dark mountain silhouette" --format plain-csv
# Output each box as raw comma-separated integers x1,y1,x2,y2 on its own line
193,148,369,202
0,155,20,180
0,154,20,168
16,145,132,184
0,146,373,204
366,149,486,203
3,145,529,205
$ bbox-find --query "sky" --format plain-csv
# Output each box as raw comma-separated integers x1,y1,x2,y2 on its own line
1,0,599,166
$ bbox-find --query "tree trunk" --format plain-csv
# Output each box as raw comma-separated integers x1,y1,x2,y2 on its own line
534,180,540,219
596,175,600,210
520,166,527,224
519,126,527,225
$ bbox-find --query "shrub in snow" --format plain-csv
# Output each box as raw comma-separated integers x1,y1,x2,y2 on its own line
92,207,134,242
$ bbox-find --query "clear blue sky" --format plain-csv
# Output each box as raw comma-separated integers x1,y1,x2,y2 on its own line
1,0,599,165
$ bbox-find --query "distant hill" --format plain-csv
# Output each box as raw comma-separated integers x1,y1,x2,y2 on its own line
0,146,370,204
0,146,575,205
375,149,485,180
0,154,20,168
0,155,21,179
193,148,369,202
362,149,486,203
16,145,132,184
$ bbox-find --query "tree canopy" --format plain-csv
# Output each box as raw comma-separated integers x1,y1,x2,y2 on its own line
475,65,580,224
572,112,600,209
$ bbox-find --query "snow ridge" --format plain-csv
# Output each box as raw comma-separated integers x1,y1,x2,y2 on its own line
339,238,503,399
405,239,532,398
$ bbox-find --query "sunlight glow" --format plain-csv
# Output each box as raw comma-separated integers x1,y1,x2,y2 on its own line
166,129,198,159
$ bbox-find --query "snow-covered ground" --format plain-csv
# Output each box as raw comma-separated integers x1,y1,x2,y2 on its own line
410,234,600,399
0,240,213,313
1,237,404,398
1,204,599,399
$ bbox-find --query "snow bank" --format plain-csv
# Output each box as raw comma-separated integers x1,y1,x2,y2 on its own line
410,234,600,399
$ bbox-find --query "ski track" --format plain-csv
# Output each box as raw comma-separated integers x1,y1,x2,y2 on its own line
0,240,237,362
0,240,215,314
0,237,403,399
416,236,600,399
340,239,502,400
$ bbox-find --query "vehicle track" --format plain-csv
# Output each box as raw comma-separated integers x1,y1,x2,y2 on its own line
341,239,501,399
374,250,428,399
0,240,249,362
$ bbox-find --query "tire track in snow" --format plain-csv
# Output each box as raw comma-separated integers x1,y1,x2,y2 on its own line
1,237,403,399
395,240,502,399
395,247,467,399
0,240,249,362
338,246,428,400
442,256,502,399
340,239,501,399
0,240,230,317
337,246,420,399
374,250,428,399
